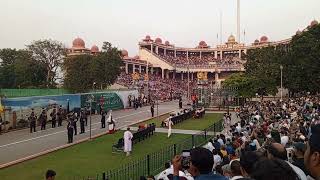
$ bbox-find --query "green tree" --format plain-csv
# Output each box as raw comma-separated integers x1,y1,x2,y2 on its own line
27,39,65,87
285,24,320,94
223,73,257,98
0,49,47,88
63,42,123,92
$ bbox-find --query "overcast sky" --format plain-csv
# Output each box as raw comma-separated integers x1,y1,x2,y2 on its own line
0,0,319,56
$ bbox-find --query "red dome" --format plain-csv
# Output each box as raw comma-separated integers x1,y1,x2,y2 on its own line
145,35,151,40
310,20,319,27
72,37,85,48
155,38,162,44
199,41,207,46
91,45,99,53
165,41,170,45
260,36,268,43
121,49,128,57
254,39,260,44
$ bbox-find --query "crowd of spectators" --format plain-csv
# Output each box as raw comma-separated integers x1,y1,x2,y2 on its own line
158,96,320,180
116,72,196,101
156,52,243,67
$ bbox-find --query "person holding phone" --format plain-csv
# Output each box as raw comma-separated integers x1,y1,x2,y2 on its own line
172,147,227,180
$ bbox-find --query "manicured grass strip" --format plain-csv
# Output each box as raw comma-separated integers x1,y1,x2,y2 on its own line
134,113,223,131
173,113,223,130
0,132,190,180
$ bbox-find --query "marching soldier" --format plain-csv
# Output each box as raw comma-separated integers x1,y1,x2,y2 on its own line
71,112,78,135
84,107,88,126
179,97,183,109
101,110,106,128
40,109,47,130
150,102,155,117
67,116,74,143
79,110,85,134
29,110,37,133
57,106,63,127
50,108,57,128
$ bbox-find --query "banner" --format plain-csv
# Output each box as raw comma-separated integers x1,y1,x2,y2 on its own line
80,92,124,113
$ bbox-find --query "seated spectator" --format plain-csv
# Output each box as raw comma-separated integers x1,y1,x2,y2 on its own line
45,170,56,180
239,151,261,177
251,159,299,180
213,149,222,169
304,124,320,180
266,143,307,180
230,160,244,180
172,147,227,180
292,142,308,175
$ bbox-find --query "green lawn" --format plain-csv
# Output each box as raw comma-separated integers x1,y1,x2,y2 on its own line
0,132,190,180
134,113,223,131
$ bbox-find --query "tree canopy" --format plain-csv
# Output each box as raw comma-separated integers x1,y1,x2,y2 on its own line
27,39,65,87
63,42,123,93
0,49,47,88
224,23,320,97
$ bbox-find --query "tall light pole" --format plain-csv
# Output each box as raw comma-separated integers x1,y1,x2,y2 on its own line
89,82,96,140
237,0,241,43
187,52,190,102
280,65,283,101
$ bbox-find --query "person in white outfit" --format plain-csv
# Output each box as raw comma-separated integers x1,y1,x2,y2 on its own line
123,127,133,156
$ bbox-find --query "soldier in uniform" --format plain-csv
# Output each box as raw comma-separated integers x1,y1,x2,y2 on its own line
84,107,88,126
50,108,57,128
57,106,63,127
71,112,78,135
29,110,37,133
79,110,86,134
40,109,47,130
67,116,74,143
101,110,106,128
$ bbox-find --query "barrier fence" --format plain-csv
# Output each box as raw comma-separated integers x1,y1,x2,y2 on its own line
85,119,223,180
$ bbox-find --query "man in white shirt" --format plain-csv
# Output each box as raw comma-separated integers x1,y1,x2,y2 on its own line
281,131,289,147
124,127,133,156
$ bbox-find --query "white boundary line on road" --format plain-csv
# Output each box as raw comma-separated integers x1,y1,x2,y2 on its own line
0,111,147,149
0,110,173,169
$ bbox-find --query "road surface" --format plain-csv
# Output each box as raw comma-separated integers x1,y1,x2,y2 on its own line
0,101,180,165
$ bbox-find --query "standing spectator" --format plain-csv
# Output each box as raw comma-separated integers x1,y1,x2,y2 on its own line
45,169,56,180
230,160,244,180
304,124,320,180
292,142,307,175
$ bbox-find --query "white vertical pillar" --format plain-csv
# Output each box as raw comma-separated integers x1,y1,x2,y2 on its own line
220,51,223,59
139,65,142,73
174,49,176,58
239,50,241,58
200,52,202,60
162,69,165,79
215,51,218,59
125,63,128,74
151,67,154,74
181,73,184,80
166,70,169,79
191,73,194,80
133,64,136,73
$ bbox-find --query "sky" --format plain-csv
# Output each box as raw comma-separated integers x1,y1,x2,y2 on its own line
0,0,319,56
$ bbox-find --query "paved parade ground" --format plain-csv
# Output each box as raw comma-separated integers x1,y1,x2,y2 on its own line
0,100,227,180
0,101,179,166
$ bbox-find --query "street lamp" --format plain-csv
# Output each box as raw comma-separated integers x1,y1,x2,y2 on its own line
280,65,283,101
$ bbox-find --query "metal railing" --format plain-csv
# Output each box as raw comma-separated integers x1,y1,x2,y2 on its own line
96,119,223,180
